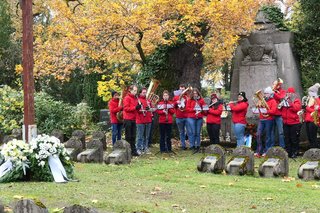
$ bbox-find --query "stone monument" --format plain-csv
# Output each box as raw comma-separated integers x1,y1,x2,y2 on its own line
197,144,225,174
298,148,320,180
72,130,86,149
77,139,104,163
64,204,98,213
64,137,83,161
92,131,107,151
14,199,48,213
258,147,289,178
226,146,254,176
105,140,132,165
51,129,64,143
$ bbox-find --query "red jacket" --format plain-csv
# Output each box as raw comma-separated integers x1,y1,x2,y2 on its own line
281,98,301,125
108,98,123,124
305,98,320,123
206,103,223,124
228,101,248,124
173,95,188,118
157,100,175,124
259,98,277,120
186,98,207,119
136,96,152,124
123,93,138,121
273,88,286,116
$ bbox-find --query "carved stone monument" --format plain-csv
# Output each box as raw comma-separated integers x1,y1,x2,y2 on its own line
226,146,254,176
197,145,225,174
51,129,64,143
65,137,83,161
298,149,320,180
72,130,86,149
92,131,107,151
64,204,98,213
258,147,289,178
14,199,48,213
105,140,132,165
77,139,104,163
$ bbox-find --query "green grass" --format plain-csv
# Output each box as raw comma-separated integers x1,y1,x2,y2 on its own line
1,148,320,213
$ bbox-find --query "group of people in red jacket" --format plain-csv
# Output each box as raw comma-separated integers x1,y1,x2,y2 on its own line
108,80,320,158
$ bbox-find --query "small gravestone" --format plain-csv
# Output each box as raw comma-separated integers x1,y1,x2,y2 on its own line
0,200,4,213
92,131,107,151
12,128,23,140
2,135,15,143
298,148,320,180
226,146,254,176
259,147,289,178
63,204,98,213
51,129,64,143
77,139,103,163
72,130,86,149
65,137,83,161
197,145,225,173
14,199,48,213
105,140,131,165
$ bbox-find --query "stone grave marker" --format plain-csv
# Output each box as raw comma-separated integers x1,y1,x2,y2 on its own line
14,199,48,213
0,200,4,213
197,144,225,173
92,131,107,151
77,139,103,163
11,128,23,140
298,148,320,180
105,140,131,165
72,130,86,149
65,137,83,161
51,129,64,143
258,147,289,178
226,146,254,175
63,204,98,213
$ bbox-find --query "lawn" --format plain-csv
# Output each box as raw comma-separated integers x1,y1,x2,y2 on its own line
1,147,319,213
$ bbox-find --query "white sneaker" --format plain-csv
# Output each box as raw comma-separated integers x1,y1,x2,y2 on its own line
136,150,142,155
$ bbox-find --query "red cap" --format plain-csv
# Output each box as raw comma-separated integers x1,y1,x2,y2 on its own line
211,93,218,99
287,87,295,93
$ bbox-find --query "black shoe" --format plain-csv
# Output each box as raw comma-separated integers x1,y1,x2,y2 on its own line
132,152,140,156
190,147,194,150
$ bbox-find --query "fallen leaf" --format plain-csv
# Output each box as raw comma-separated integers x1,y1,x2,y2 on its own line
150,191,157,195
154,186,162,191
52,207,64,213
228,182,234,186
263,197,273,201
281,177,295,182
4,207,12,212
311,184,320,189
250,205,257,209
175,161,180,164
13,195,24,199
199,185,206,188
182,208,187,212
185,175,190,178
91,199,98,204
234,178,240,182
296,183,303,188
172,204,180,208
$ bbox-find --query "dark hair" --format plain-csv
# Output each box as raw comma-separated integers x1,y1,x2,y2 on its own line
238,91,248,102
140,87,147,93
179,84,186,88
129,85,137,91
192,88,202,99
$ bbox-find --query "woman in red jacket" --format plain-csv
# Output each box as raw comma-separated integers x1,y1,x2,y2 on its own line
228,91,249,147
186,88,207,152
281,87,301,158
206,93,223,144
156,90,175,153
108,91,123,145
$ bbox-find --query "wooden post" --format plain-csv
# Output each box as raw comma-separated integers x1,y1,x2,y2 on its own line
21,0,36,143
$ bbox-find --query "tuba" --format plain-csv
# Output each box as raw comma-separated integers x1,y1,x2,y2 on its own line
254,90,270,110
146,79,160,106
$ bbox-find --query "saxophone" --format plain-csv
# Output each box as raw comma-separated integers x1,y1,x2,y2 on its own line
297,96,309,123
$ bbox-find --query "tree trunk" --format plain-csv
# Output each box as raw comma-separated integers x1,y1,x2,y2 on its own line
168,42,203,89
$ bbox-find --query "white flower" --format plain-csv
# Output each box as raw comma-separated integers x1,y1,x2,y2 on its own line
39,161,45,167
65,156,70,161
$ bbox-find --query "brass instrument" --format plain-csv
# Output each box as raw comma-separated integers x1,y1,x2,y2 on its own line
254,90,270,110
272,77,283,92
178,86,192,111
137,95,146,117
146,79,160,106
116,87,127,122
277,94,290,109
311,108,319,126
297,96,309,123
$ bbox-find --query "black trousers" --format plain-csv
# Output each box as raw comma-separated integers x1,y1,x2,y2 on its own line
283,123,301,156
207,123,220,144
159,123,172,152
306,122,319,148
124,119,137,153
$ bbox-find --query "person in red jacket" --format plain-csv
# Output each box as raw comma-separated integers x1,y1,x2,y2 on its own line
186,88,208,152
173,84,189,150
271,78,286,148
228,91,249,147
156,90,175,153
123,85,139,156
255,87,277,157
108,91,123,145
281,87,302,158
206,93,223,144
305,83,320,149
135,88,153,155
